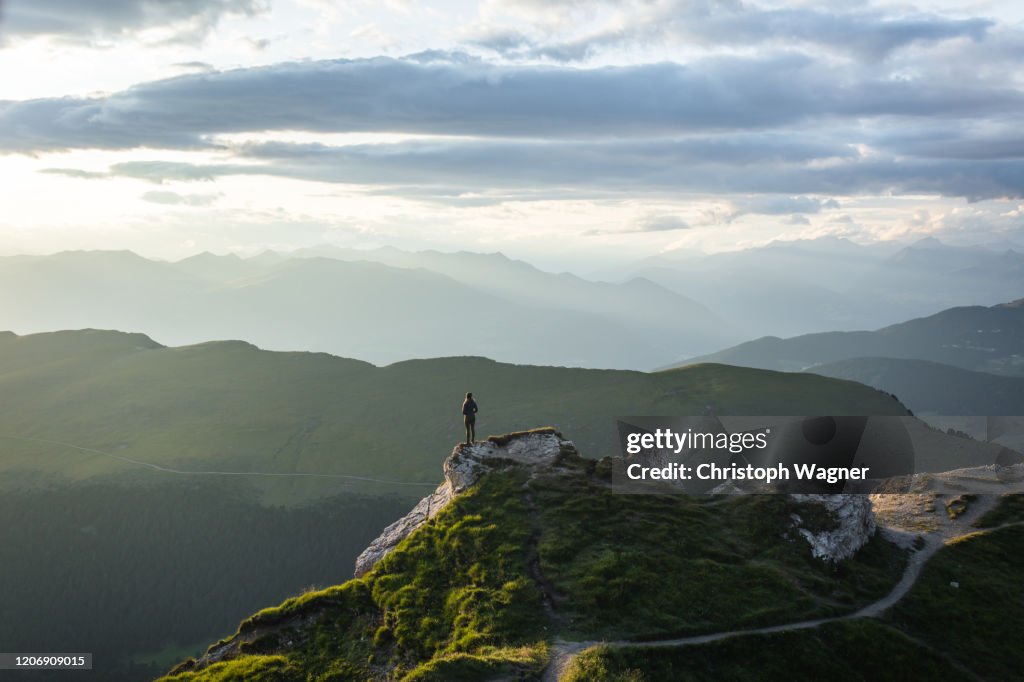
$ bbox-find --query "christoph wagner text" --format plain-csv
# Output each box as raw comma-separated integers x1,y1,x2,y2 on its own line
625,462,870,484
625,428,768,455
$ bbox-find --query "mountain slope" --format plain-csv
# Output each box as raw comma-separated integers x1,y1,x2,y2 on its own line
681,301,1024,376
161,432,1024,682
0,329,909,502
809,357,1024,415
160,431,909,682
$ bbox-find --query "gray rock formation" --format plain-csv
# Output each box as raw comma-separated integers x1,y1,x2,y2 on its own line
354,426,878,574
354,429,572,577
790,493,876,562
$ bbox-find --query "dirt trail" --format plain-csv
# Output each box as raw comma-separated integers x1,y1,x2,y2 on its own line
542,489,1018,682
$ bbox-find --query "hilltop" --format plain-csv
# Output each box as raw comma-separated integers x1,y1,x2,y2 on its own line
161,429,1024,681
0,329,908,502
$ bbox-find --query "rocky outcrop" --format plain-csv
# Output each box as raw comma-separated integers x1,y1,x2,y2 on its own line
354,428,572,577
354,427,879,573
790,494,876,562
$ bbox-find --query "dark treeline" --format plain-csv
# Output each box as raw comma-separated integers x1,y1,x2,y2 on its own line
0,481,411,681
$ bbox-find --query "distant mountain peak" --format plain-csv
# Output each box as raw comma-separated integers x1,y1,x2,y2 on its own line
909,236,946,249
176,251,244,264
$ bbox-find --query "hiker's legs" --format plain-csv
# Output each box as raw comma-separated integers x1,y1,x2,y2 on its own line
465,416,475,443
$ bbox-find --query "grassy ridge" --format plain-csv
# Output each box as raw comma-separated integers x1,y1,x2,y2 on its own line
160,451,908,681
0,330,907,503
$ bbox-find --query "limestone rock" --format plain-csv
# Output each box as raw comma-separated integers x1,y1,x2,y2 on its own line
790,493,876,562
354,429,571,577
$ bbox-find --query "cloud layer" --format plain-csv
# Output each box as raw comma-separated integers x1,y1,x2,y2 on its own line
5,0,1024,254
1,0,266,42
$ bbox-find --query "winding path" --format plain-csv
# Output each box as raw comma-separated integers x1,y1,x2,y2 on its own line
542,494,1018,682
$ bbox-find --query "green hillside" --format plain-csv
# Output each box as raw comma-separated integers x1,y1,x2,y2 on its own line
160,437,1024,682
0,329,908,504
569,517,1024,681
809,357,1024,416
681,301,1024,376
159,438,909,682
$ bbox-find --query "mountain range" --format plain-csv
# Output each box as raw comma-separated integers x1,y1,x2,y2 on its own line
615,236,1024,338
3,235,1021,370
0,250,732,371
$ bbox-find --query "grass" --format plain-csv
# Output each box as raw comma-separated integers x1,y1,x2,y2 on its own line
562,620,962,681
159,467,550,681
974,493,1024,528
161,655,297,681
559,502,1024,681
160,452,910,681
888,524,1024,680
530,456,906,640
944,493,976,520
0,330,907,504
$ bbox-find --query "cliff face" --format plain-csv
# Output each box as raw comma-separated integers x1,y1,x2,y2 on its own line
355,428,573,577
790,494,876,562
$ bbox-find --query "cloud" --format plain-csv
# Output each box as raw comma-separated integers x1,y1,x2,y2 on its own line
0,0,268,43
2,52,1021,154
473,1,993,61
40,168,108,180
634,214,690,232
42,137,1024,202
173,61,217,73
725,195,840,220
141,191,221,206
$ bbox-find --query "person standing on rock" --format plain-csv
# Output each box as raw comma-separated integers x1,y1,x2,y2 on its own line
462,392,478,444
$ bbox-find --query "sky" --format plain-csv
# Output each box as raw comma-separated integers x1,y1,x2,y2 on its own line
1,0,1023,268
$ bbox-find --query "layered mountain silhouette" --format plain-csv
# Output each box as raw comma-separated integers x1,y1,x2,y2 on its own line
617,236,1024,338
682,300,1024,376
0,250,732,370
810,357,1024,416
